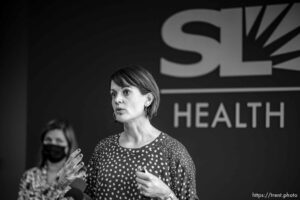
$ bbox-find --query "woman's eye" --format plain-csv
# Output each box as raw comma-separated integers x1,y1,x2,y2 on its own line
110,92,116,98
123,89,130,96
44,138,51,143
56,138,63,143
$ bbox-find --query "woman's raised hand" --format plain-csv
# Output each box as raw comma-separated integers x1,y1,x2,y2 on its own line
57,148,85,188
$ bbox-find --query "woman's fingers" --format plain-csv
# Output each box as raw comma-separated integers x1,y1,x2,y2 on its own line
68,162,85,180
136,177,149,187
136,171,151,180
61,149,84,178
70,148,81,159
136,170,172,198
72,153,83,167
56,149,85,188
73,162,85,174
66,149,81,164
75,168,87,179
138,184,150,197
66,152,83,169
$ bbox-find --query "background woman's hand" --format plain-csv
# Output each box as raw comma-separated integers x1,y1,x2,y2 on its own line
57,148,85,188
136,167,173,199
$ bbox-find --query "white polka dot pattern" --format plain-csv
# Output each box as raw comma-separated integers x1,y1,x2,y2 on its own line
85,133,198,200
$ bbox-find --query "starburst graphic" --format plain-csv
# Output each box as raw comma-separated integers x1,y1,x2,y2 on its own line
243,3,300,71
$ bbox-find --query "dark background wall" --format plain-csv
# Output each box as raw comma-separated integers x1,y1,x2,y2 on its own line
1,0,300,199
0,1,27,199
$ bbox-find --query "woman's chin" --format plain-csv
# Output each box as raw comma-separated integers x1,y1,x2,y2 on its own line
115,115,128,123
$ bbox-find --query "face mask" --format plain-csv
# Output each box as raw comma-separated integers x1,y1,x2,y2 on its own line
42,144,67,163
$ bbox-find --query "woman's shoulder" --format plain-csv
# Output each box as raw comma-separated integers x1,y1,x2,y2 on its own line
93,133,119,152
24,166,42,173
21,166,43,179
160,133,193,162
161,133,188,151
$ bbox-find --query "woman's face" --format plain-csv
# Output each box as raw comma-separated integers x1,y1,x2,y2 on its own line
43,129,69,154
110,80,148,123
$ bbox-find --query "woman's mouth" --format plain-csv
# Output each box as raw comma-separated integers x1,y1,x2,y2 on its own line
115,108,125,114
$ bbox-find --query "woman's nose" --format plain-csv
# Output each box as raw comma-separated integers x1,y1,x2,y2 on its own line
114,93,123,104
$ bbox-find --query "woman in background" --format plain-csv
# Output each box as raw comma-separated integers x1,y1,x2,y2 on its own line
18,119,84,200
85,66,198,200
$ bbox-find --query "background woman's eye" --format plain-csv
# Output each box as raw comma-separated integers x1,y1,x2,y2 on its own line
56,138,63,143
110,92,116,98
43,137,52,144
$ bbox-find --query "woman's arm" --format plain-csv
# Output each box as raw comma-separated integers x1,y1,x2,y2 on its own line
168,142,199,200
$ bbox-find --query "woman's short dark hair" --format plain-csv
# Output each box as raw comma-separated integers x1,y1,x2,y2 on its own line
40,119,78,167
110,65,160,119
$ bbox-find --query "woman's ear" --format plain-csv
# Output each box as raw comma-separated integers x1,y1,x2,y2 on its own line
145,93,154,107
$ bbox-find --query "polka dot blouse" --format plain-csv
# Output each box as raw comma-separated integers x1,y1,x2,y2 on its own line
85,132,198,200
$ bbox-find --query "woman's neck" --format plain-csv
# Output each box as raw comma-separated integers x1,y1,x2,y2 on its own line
45,159,66,184
121,118,160,148
46,159,66,173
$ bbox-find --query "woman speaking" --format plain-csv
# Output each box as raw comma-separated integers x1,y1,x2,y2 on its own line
85,65,198,200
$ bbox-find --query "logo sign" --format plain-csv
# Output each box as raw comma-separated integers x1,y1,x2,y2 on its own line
161,3,300,77
159,3,300,129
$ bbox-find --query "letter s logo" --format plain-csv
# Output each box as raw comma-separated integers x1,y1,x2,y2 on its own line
161,10,221,77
